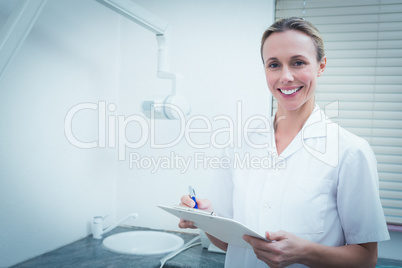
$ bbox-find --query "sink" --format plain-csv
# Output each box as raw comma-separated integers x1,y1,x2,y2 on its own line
102,231,185,255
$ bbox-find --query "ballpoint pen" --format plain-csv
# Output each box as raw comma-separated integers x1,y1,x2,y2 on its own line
188,185,198,209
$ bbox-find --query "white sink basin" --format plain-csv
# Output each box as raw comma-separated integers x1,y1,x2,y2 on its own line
102,231,185,255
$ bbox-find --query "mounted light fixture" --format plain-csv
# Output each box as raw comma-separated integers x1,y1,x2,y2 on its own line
95,0,191,119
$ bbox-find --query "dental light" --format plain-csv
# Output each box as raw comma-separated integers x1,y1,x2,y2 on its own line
95,0,191,119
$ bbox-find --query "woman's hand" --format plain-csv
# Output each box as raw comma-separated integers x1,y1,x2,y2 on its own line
178,195,213,229
243,230,309,268
244,230,378,268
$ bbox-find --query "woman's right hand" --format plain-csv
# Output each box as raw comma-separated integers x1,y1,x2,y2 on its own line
178,195,213,229
178,195,228,252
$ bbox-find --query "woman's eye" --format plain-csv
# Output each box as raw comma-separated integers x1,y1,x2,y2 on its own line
268,63,279,68
294,61,305,66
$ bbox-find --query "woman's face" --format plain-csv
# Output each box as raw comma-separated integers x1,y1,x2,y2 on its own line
262,30,326,113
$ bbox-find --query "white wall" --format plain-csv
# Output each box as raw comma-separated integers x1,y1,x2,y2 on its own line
0,1,120,267
114,0,274,231
0,0,274,266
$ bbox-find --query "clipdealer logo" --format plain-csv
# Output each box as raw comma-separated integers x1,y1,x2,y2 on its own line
64,101,339,172
64,101,285,171
128,151,286,174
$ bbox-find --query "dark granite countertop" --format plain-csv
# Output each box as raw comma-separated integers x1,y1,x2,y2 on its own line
11,226,402,268
12,226,225,268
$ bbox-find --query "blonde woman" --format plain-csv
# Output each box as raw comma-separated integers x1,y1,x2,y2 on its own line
180,17,389,268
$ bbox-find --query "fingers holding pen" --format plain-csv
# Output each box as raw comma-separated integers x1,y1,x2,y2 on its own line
178,194,214,230
180,195,196,208
180,195,212,211
178,195,198,229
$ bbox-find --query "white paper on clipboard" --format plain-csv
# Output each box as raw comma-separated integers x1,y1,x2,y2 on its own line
158,205,270,249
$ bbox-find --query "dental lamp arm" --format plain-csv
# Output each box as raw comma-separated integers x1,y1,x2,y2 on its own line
95,0,168,35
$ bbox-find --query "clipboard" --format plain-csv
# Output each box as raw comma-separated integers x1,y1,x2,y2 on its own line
158,205,270,249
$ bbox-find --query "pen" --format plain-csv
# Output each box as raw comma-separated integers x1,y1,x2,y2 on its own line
188,185,198,209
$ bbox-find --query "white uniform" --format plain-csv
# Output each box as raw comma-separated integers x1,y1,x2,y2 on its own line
208,105,390,268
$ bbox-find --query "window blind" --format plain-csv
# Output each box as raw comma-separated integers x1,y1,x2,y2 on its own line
274,0,402,224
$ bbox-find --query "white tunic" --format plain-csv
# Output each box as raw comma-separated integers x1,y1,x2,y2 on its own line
208,105,390,268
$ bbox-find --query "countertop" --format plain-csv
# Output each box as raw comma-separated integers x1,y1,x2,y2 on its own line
12,226,225,268
11,226,402,267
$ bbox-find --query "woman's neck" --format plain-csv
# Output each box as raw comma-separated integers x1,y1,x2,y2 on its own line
274,101,315,134
273,101,315,156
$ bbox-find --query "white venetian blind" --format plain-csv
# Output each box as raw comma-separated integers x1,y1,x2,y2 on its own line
274,0,402,224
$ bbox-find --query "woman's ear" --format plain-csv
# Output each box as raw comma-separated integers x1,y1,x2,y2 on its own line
317,56,327,77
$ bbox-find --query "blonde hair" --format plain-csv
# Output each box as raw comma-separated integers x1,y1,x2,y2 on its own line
260,17,325,63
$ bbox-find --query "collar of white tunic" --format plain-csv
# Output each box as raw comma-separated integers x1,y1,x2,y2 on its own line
255,104,329,139
251,104,336,160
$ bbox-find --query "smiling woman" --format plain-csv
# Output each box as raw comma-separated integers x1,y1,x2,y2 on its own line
274,0,402,231
260,18,326,156
179,17,390,268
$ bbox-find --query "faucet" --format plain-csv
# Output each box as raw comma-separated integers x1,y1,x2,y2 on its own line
92,213,139,239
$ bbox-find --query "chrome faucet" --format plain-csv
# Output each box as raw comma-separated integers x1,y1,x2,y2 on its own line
92,213,139,239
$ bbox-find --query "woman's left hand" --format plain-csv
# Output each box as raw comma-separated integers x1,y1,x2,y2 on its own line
243,230,310,268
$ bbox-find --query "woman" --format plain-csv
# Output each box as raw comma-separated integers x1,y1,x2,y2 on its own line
179,17,389,268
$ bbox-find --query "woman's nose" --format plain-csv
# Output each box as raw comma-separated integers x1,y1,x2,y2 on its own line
280,66,294,84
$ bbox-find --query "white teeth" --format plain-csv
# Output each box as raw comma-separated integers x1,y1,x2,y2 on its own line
279,86,302,95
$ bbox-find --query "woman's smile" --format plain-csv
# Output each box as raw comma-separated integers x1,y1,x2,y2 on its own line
278,86,303,96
